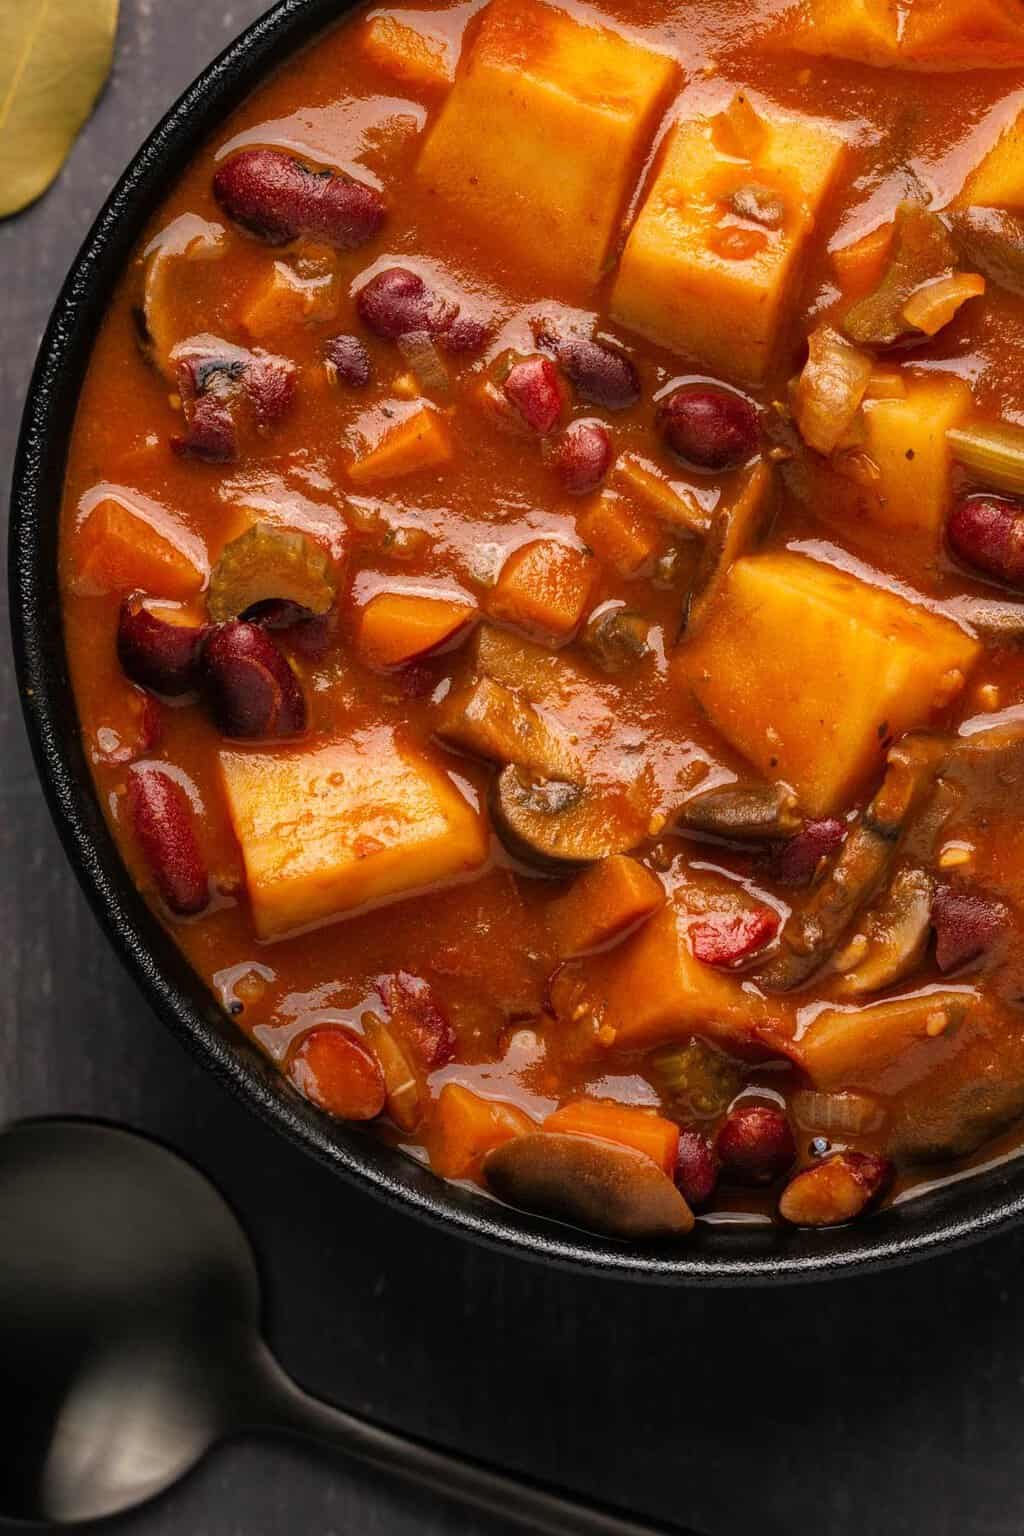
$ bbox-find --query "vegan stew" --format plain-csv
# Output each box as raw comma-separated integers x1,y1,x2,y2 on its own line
60,0,1024,1239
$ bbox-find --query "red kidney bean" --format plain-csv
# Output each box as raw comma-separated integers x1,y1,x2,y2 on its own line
171,342,296,460
717,1105,796,1185
503,355,565,435
557,337,640,410
675,1129,719,1208
243,353,298,424
377,971,456,1068
201,622,306,738
932,883,1009,973
172,391,237,463
690,906,779,966
768,817,845,886
288,1026,387,1120
242,599,338,661
213,148,385,249
947,492,1024,588
659,385,759,471
357,266,451,339
779,1150,893,1226
441,313,490,354
127,764,209,916
117,600,205,696
552,419,613,495
324,333,371,387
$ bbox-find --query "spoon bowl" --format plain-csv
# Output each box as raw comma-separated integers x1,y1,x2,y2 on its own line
0,1118,680,1535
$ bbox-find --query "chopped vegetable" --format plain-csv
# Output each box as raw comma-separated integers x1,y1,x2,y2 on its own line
207,523,335,624
358,591,475,670
137,214,225,377
430,1084,535,1178
614,454,707,536
948,423,1024,497
778,1152,892,1227
677,780,802,842
361,1016,424,1132
547,854,664,957
792,325,874,455
361,13,454,90
70,497,206,599
648,1036,744,1118
945,207,1024,300
683,460,775,636
486,539,597,645
843,203,958,347
483,1131,694,1239
901,271,985,336
397,330,450,395
580,606,651,673
490,766,646,871
287,1026,386,1120
435,675,580,780
576,493,662,579
348,407,453,484
791,1089,885,1136
543,1100,680,1175
798,989,973,1091
834,866,934,996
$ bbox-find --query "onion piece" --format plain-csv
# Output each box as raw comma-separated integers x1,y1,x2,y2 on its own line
948,422,1024,496
397,329,450,396
792,325,874,455
902,272,985,336
792,1089,885,1137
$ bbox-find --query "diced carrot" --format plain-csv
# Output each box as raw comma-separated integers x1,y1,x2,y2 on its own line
543,1099,680,1177
831,223,894,299
486,538,597,643
614,454,706,535
548,854,664,958
70,498,205,599
362,14,454,91
429,1082,536,1178
357,590,476,670
576,493,663,578
241,259,337,340
362,1015,424,1132
348,407,453,485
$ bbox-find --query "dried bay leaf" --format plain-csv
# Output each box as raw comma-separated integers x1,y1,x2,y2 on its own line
0,0,119,219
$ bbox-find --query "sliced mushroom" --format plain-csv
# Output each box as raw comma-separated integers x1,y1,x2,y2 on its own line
833,866,934,997
434,676,580,782
887,1072,1024,1163
843,202,959,347
471,624,572,699
207,524,336,623
683,460,774,636
676,780,801,843
798,989,972,1091
756,734,946,992
483,1132,694,1239
580,607,651,675
490,765,645,872
945,206,1024,300
135,214,226,377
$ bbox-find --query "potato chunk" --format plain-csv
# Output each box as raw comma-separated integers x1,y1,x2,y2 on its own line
362,13,455,91
611,98,846,385
357,591,476,670
68,496,206,599
417,0,678,289
219,729,487,939
958,104,1024,209
783,0,1024,68
348,407,453,485
486,539,597,644
861,375,971,539
676,552,979,815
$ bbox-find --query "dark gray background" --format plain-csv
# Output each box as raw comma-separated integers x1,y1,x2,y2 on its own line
3,4,1024,1533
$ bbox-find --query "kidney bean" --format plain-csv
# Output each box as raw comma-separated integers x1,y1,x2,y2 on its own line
947,492,1024,589
441,313,491,354
244,353,298,424
556,336,640,410
117,600,205,696
201,621,307,738
768,817,845,886
552,418,613,495
288,1026,387,1120
503,355,565,435
377,971,456,1068
171,341,296,461
779,1151,893,1227
127,764,209,916
690,905,779,966
357,266,451,339
242,599,338,661
324,333,371,387
717,1105,796,1185
213,148,385,249
172,391,237,463
659,385,759,471
932,883,1009,973
674,1129,719,1208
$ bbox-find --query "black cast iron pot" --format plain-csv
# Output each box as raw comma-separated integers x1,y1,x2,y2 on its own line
10,0,1024,1282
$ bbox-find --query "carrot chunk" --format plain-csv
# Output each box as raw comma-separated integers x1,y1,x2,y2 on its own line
287,1026,386,1120
576,494,663,579
357,591,476,670
348,407,453,485
548,854,664,958
70,498,205,599
543,1099,680,1177
486,539,597,643
429,1083,536,1178
831,223,894,299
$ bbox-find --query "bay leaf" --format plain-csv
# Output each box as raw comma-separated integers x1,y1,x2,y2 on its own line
0,0,119,219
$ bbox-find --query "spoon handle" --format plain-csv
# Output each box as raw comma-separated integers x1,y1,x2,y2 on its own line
253,1348,688,1536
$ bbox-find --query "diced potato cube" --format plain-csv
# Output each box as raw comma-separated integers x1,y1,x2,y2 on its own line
68,497,206,599
357,590,476,670
240,259,337,340
486,539,597,643
958,103,1024,208
429,1083,535,1178
784,0,1024,67
435,675,580,779
783,0,898,66
362,13,455,91
613,453,707,535
798,990,973,1090
861,374,972,538
219,729,488,939
417,0,678,289
548,854,664,958
676,551,979,815
348,407,453,485
550,888,761,1051
576,493,663,578
611,99,846,385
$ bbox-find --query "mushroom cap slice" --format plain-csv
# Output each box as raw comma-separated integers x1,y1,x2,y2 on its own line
489,765,645,872
484,1132,694,1240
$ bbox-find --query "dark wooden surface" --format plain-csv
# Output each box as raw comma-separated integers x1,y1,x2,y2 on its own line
4,5,1024,1533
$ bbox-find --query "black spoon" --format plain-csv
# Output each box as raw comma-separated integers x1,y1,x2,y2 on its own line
0,1119,685,1534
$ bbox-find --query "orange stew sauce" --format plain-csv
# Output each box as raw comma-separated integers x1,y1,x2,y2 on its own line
60,0,1024,1238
